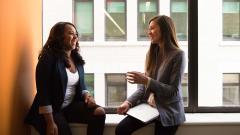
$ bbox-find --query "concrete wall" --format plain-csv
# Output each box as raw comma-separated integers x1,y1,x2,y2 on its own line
0,0,42,134
31,123,240,135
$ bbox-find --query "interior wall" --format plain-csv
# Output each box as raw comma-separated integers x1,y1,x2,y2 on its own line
0,0,42,134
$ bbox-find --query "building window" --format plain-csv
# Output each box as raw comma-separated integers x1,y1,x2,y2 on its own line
85,73,94,97
223,0,240,41
137,0,158,40
182,73,188,107
170,0,188,41
105,74,127,107
74,0,94,41
223,73,240,106
105,0,126,41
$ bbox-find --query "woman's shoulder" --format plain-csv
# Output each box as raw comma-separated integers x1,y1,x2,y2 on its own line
174,48,184,54
173,49,186,64
40,50,58,61
169,49,185,58
38,51,59,66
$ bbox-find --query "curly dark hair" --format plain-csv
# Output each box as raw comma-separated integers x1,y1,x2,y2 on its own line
39,22,85,67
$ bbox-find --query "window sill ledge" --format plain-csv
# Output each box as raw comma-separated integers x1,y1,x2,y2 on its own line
69,113,240,127
31,113,240,135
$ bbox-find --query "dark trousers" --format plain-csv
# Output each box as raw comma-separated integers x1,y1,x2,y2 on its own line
115,116,178,135
32,101,105,135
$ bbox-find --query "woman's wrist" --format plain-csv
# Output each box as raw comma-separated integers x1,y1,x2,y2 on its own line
145,77,149,85
84,92,91,99
145,77,151,88
124,101,132,108
43,113,55,125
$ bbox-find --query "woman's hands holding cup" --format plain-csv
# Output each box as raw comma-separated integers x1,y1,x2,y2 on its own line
126,71,148,85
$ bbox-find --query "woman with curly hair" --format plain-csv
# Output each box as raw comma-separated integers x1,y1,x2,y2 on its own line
25,22,105,135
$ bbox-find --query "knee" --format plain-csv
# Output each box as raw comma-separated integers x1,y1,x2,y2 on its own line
93,107,105,116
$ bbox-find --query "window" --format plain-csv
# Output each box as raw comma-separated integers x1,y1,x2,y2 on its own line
182,73,188,107
223,0,240,40
170,0,188,41
44,0,240,113
84,73,94,97
223,74,240,106
105,74,127,107
197,0,240,112
138,0,158,40
105,0,126,41
74,0,94,41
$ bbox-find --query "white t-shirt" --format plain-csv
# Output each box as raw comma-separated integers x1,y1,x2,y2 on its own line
61,68,79,108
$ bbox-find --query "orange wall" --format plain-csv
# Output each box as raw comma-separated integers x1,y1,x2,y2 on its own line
0,0,42,134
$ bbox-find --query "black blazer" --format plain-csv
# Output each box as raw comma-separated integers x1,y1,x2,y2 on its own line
25,53,86,124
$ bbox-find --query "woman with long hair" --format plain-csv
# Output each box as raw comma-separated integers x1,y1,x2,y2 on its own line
116,15,186,135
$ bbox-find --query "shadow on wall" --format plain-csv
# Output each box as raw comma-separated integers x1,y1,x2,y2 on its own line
0,0,41,134
9,43,35,135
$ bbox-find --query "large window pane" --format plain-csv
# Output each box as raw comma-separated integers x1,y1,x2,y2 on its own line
85,73,94,97
74,0,94,41
223,74,240,106
170,0,188,41
223,0,240,40
106,74,126,107
105,0,126,41
199,0,240,107
138,0,158,40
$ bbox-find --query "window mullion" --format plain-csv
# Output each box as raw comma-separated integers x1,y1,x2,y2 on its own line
188,0,198,113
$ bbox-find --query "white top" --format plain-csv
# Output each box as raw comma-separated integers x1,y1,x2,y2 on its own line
61,68,79,108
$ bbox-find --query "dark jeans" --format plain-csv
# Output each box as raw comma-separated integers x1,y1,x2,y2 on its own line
32,101,105,135
115,116,179,135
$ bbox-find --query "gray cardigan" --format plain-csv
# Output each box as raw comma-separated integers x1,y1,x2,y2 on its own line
127,49,186,127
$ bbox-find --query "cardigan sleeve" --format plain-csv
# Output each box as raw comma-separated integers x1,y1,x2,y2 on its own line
126,84,146,106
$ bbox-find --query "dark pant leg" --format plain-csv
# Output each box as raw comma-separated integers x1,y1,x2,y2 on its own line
63,101,105,135
86,115,106,135
154,121,179,135
31,116,46,135
53,113,72,135
31,113,72,135
115,116,148,135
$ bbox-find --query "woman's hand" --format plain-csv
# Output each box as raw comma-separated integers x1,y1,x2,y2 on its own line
147,93,156,107
46,121,58,135
43,113,58,135
84,93,96,108
126,71,148,85
117,101,130,115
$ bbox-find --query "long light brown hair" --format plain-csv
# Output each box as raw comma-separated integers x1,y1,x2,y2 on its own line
145,15,180,78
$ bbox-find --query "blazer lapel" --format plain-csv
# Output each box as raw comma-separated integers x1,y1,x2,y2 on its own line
57,60,68,98
76,64,82,87
76,64,86,91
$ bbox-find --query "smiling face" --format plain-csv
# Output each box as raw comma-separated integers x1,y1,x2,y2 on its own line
63,24,79,51
148,20,161,44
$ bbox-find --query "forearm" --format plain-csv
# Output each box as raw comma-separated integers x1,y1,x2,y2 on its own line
149,78,178,97
39,105,55,125
43,113,55,125
127,84,145,106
